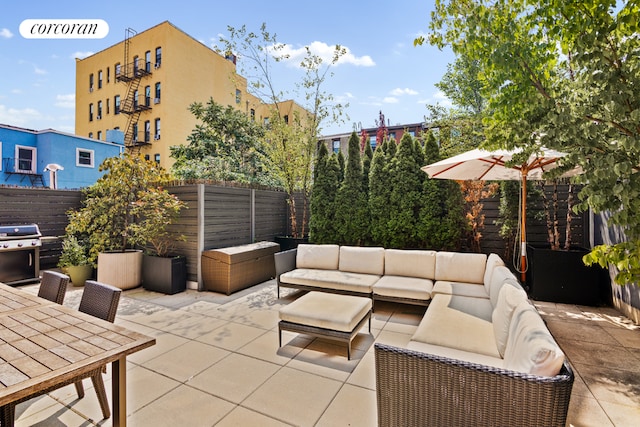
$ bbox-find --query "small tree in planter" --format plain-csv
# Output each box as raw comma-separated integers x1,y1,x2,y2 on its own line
58,235,92,286
66,153,180,289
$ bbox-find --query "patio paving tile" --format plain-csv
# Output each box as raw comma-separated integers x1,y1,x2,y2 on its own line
237,329,312,365
216,406,292,426
196,321,268,351
315,383,377,427
143,340,229,382
242,366,342,426
188,353,280,404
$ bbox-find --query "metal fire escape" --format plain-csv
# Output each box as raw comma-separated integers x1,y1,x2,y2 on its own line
116,28,152,151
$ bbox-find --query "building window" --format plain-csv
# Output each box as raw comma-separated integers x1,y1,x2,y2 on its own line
115,62,121,77
89,103,94,121
89,73,94,92
107,66,110,83
236,89,241,104
77,148,94,167
388,131,396,141
370,135,377,149
133,55,139,74
332,140,340,153
114,95,121,114
97,101,102,119
154,82,161,103
408,130,416,137
154,118,161,140
155,46,162,67
15,145,36,173
88,132,93,139
106,98,110,114
144,120,150,143
145,85,151,107
145,50,151,73
144,154,150,161
284,115,289,124
154,153,160,164
97,131,102,140
132,123,138,142
98,70,103,89
133,90,139,109
250,109,255,121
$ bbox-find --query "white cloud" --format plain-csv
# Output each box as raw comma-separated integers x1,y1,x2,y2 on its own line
390,87,418,96
11,89,22,94
34,66,47,75
0,28,13,38
420,90,453,108
0,104,42,126
71,51,94,59
55,94,75,109
383,97,399,104
277,41,375,67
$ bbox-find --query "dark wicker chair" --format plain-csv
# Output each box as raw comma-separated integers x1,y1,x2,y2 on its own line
37,270,70,304
74,280,122,419
375,343,574,427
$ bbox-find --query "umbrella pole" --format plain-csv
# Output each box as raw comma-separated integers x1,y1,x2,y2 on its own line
520,173,528,284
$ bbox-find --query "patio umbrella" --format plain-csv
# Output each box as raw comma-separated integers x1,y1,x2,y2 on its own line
421,148,580,283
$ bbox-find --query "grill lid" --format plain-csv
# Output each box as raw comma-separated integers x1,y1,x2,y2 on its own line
0,224,41,239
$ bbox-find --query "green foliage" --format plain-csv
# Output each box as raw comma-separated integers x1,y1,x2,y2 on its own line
58,235,89,267
171,99,270,185
337,150,345,182
422,0,640,284
66,153,185,265
334,132,369,245
368,141,392,247
309,144,341,243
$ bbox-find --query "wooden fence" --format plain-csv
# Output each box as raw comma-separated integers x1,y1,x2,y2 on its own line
0,182,585,288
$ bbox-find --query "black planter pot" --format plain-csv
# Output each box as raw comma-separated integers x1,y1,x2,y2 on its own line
142,255,187,295
274,236,309,251
526,245,610,306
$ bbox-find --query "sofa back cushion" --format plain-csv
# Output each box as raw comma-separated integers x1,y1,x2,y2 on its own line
339,246,385,275
483,253,506,294
384,249,436,279
296,244,339,270
435,252,487,284
492,284,529,356
504,301,565,376
488,266,522,308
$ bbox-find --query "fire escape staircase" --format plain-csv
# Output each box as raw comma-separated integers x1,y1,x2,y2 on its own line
116,28,152,151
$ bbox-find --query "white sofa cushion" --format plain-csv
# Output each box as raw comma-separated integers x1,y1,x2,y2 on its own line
373,275,433,301
339,246,385,275
407,340,506,370
296,244,339,270
411,293,500,358
431,281,489,299
435,252,487,284
384,249,436,279
279,268,379,294
504,301,565,376
483,253,506,294
279,292,372,332
488,266,523,308
492,284,529,357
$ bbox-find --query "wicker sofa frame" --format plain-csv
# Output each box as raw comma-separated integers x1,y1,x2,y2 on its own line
374,343,574,427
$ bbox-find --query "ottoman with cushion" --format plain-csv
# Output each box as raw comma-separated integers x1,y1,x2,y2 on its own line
278,291,372,360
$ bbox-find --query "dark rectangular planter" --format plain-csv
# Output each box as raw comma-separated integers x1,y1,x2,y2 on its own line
142,255,187,295
526,245,610,306
274,236,309,251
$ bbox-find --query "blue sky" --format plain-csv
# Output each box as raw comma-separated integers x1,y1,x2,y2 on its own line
0,0,454,136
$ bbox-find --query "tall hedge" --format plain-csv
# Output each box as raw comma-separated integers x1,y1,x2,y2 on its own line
334,132,369,245
369,141,393,247
309,144,341,243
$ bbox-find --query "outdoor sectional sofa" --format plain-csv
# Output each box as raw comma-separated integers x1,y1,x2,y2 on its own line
275,244,574,426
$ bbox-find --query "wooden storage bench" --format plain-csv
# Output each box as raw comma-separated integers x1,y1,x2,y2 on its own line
202,241,280,295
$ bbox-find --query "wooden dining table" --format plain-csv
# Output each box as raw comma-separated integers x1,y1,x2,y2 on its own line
0,282,155,426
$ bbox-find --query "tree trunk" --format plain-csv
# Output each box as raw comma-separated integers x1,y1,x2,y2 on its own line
564,182,573,250
287,195,298,238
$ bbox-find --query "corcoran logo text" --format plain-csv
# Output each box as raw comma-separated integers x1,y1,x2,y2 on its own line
20,19,109,39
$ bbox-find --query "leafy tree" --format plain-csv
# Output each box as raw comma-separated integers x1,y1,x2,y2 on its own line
170,98,271,185
337,150,345,182
67,154,184,265
334,132,369,245
309,143,340,243
219,23,348,238
420,0,640,284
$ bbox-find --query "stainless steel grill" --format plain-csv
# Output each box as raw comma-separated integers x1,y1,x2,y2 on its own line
0,224,41,285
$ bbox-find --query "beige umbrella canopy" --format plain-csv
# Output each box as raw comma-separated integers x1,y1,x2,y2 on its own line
421,148,580,283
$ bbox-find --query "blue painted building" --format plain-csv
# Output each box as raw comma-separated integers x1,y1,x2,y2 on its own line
0,124,123,189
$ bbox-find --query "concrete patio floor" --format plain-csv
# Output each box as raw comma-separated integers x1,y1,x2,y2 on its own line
13,279,640,426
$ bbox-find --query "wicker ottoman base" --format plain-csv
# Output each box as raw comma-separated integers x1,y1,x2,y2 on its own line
278,292,372,360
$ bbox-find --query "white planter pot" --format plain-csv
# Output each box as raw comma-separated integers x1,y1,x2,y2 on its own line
97,250,143,290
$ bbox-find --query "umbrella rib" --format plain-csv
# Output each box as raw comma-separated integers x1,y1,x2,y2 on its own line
477,156,506,180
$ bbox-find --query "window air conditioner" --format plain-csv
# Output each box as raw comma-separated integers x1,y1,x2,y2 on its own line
154,134,161,140
96,115,101,120
154,63,160,69
154,98,160,104
89,87,93,92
